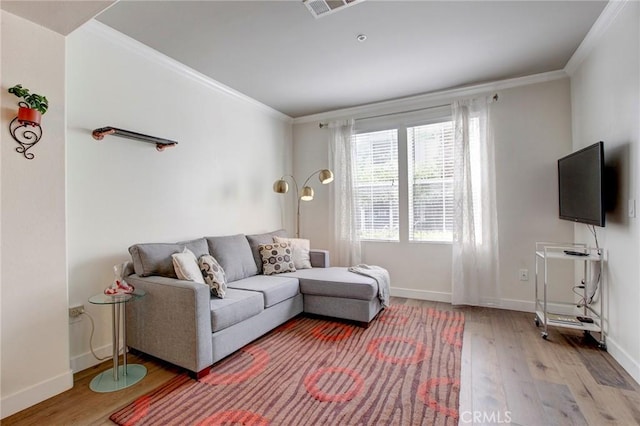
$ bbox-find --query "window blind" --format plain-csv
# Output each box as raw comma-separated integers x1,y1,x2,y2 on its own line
407,122,454,242
353,129,399,241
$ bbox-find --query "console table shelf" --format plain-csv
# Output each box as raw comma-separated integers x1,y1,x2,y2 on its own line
534,242,606,349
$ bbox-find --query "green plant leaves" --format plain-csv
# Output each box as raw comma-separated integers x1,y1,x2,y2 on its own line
7,84,48,115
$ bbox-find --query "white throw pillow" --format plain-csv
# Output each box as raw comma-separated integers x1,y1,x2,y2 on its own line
172,248,205,283
273,236,312,269
199,255,227,298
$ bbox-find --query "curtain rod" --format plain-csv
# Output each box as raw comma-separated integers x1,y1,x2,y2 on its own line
318,93,498,128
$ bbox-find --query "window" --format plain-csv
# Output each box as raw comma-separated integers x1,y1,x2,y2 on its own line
352,108,460,243
408,122,454,242
353,129,399,241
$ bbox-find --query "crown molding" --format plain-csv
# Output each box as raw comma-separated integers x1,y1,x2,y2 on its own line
564,0,629,76
293,70,568,125
81,20,294,123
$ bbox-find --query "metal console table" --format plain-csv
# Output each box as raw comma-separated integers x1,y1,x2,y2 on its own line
534,242,606,349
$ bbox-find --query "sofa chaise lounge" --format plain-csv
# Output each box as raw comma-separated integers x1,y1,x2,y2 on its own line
124,231,383,378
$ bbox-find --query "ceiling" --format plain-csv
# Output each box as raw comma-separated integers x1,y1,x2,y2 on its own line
3,1,607,118
1,1,115,36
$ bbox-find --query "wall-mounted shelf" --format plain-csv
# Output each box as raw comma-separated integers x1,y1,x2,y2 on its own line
92,127,178,152
10,116,42,160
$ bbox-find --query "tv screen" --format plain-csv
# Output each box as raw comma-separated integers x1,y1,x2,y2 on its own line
558,141,605,227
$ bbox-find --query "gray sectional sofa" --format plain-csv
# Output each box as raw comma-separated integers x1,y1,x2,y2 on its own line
124,231,383,378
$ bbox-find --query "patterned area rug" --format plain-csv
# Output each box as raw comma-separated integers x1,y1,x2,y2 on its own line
110,305,464,425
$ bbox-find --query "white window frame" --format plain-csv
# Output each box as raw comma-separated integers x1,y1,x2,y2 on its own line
353,106,454,244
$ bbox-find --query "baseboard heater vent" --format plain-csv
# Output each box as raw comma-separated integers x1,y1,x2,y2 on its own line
303,0,366,19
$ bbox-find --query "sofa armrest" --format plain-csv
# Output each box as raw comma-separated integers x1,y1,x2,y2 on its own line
125,274,213,374
310,249,330,268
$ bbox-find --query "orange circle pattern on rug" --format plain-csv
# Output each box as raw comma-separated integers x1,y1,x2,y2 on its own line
310,322,353,341
303,367,364,402
367,336,429,365
417,377,460,419
196,410,270,426
202,346,269,385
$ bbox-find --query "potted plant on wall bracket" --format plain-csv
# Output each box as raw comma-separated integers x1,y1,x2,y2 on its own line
8,84,48,125
7,84,48,159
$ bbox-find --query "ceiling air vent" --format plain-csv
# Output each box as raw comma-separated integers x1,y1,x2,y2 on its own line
303,0,366,19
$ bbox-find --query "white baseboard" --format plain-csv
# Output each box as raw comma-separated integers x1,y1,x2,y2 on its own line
389,289,574,315
604,336,640,386
0,370,73,419
499,298,576,315
69,342,113,374
390,287,452,303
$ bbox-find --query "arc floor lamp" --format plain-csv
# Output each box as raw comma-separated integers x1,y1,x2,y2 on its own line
273,169,334,237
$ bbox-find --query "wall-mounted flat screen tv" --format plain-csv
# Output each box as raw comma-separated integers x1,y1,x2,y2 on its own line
558,141,605,227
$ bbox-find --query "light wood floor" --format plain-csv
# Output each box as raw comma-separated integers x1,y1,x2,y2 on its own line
4,297,640,425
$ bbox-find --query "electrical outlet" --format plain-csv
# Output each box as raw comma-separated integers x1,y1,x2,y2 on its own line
519,269,529,281
69,305,85,318
629,199,636,218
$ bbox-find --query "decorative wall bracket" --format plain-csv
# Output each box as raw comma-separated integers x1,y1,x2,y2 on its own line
9,114,43,160
92,127,178,152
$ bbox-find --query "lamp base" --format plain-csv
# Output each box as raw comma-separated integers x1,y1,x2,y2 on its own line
89,364,146,393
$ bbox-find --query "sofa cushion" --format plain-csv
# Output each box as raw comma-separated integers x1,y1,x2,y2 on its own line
176,238,210,258
246,229,287,274
227,275,300,308
209,288,264,332
129,238,209,278
281,267,377,301
206,234,258,283
129,243,177,278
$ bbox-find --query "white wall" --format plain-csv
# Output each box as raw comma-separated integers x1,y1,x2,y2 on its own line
568,0,640,383
1,11,72,418
493,80,575,306
66,22,292,372
292,77,575,308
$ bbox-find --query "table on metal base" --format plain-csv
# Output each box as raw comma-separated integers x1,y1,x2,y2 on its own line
88,289,146,393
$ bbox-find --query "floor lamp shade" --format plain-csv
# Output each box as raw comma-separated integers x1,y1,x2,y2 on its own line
301,186,314,201
273,179,289,194
319,169,334,184
272,168,334,237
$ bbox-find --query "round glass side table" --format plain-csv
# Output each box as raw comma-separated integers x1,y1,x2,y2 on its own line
88,289,146,392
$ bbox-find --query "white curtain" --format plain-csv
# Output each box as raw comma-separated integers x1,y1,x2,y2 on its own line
451,98,501,306
328,119,361,267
